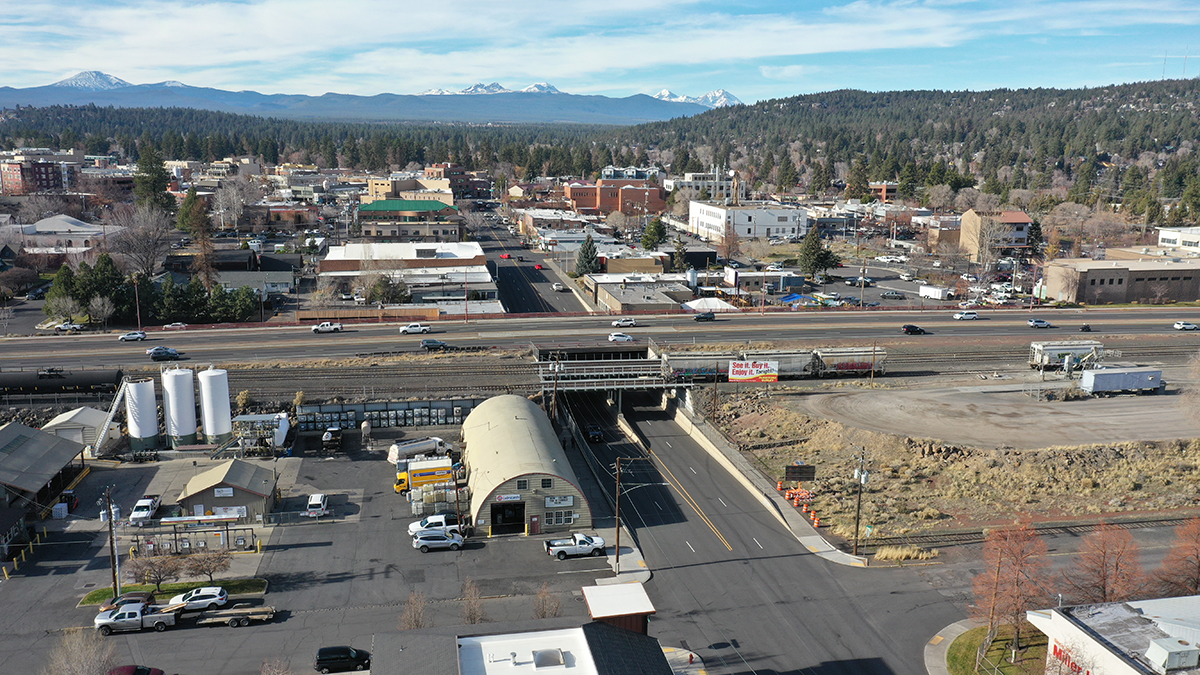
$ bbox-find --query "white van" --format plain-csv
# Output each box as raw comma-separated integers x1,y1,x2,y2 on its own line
305,494,328,517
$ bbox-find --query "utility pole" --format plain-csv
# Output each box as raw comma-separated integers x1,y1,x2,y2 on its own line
106,486,120,598
614,457,622,572
852,449,868,556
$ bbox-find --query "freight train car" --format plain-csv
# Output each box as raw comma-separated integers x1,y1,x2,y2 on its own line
0,368,123,395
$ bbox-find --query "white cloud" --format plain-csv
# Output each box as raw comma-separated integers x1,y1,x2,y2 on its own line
0,0,1198,98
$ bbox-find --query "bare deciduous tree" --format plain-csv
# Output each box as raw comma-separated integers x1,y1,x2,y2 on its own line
975,192,1001,213
108,204,174,278
87,296,115,328
184,549,233,582
259,657,295,675
20,195,68,223
45,295,82,322
461,577,486,625
39,627,116,675
744,238,772,262
533,582,561,619
0,267,38,299
1062,522,1145,604
399,590,428,630
971,522,1050,665
926,184,954,213
1156,517,1200,596
716,222,741,260
126,553,184,592
954,187,981,212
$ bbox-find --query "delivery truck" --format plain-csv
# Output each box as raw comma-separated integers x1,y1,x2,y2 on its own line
1080,368,1164,396
919,285,955,301
395,456,454,494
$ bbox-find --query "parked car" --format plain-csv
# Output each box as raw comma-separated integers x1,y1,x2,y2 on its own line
162,322,188,330
99,592,157,613
313,646,371,674
899,273,915,281
961,273,977,281
305,494,328,518
26,289,45,300
147,346,180,362
1174,321,1198,331
1028,318,1053,329
953,311,979,320
880,291,905,300
118,331,147,341
167,586,227,611
901,324,926,335
765,264,783,272
55,322,86,333
612,317,637,328
607,332,634,342
693,312,716,322
420,339,449,351
413,530,463,553
845,277,873,286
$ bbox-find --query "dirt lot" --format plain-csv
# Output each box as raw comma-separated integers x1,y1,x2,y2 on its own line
717,365,1200,539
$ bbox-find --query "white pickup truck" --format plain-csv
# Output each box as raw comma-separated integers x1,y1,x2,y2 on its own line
129,494,161,526
400,323,431,334
544,533,606,560
312,321,343,333
95,602,179,635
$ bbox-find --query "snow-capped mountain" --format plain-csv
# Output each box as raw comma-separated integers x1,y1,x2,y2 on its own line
521,82,562,94
51,71,132,91
653,88,742,108
460,82,511,95
419,82,563,95
5,71,711,125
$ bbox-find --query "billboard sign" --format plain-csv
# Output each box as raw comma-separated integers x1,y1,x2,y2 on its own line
729,360,779,383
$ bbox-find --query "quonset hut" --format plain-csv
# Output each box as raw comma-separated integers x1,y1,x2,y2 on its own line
461,395,592,536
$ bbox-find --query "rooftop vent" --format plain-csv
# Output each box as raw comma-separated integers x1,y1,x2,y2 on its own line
532,649,565,669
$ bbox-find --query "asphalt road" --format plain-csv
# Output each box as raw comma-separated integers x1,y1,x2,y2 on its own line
565,392,963,675
5,307,1200,372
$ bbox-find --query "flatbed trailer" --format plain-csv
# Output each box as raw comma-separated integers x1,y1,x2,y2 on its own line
194,604,276,627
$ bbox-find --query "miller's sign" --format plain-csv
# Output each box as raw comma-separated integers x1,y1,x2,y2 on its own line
1052,642,1090,674
728,360,779,383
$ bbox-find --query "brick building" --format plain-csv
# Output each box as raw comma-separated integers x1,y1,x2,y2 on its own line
357,199,462,242
564,180,665,216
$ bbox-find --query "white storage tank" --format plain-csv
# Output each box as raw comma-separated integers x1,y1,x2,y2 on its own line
125,378,159,451
162,367,198,447
198,368,233,444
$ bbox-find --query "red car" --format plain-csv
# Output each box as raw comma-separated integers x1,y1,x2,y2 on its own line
534,263,544,270
499,253,511,259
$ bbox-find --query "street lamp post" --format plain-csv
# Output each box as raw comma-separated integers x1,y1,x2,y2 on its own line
852,449,869,556
613,455,654,572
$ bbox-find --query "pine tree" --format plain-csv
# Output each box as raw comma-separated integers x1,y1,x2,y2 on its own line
672,236,688,272
575,234,600,276
133,145,175,211
797,227,823,278
777,154,797,191
846,155,871,200
176,187,204,232
641,218,668,251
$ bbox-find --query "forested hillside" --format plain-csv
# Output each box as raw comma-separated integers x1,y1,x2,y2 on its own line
4,79,1200,226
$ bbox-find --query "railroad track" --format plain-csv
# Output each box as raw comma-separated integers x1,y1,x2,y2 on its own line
859,514,1198,550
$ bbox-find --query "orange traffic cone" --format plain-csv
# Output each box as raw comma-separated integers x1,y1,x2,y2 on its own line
777,481,783,491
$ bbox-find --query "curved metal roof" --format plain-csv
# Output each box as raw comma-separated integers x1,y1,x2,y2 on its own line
462,395,579,518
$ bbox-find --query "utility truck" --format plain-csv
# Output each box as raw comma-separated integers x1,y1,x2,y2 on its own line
387,437,450,463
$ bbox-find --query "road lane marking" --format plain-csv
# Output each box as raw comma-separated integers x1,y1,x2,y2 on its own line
686,541,695,553
718,498,727,507
654,501,662,510
753,538,763,549
689,467,696,474
664,441,672,448
650,449,733,552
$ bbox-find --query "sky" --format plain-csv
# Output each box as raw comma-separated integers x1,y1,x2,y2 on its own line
3,0,1200,103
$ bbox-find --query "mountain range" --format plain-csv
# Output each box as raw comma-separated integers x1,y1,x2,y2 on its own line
0,71,733,125
652,89,742,108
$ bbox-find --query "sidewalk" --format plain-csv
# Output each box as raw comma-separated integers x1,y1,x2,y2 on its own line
663,646,706,675
925,618,981,675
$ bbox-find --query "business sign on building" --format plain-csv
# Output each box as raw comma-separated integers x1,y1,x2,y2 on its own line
728,360,779,383
213,487,234,498
545,496,574,508
495,494,521,502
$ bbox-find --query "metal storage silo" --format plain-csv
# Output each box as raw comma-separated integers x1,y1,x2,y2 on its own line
125,378,160,451
687,268,699,288
198,368,233,444
162,367,197,447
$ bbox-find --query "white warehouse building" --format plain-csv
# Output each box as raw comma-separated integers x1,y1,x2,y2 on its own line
685,201,809,244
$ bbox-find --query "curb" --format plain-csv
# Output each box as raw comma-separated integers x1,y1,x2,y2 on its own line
925,618,982,675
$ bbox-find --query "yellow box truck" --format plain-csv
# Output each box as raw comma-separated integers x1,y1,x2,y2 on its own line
395,456,454,494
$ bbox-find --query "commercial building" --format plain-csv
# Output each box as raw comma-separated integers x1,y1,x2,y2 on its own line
1028,595,1200,675
0,215,124,254
1156,227,1200,254
563,180,665,216
461,395,593,536
960,209,1033,262
664,170,747,201
363,173,454,206
594,282,693,312
600,165,661,180
41,407,118,452
425,162,486,199
1041,257,1200,304
175,458,277,521
357,199,463,242
317,241,497,303
685,201,808,243
0,423,86,512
